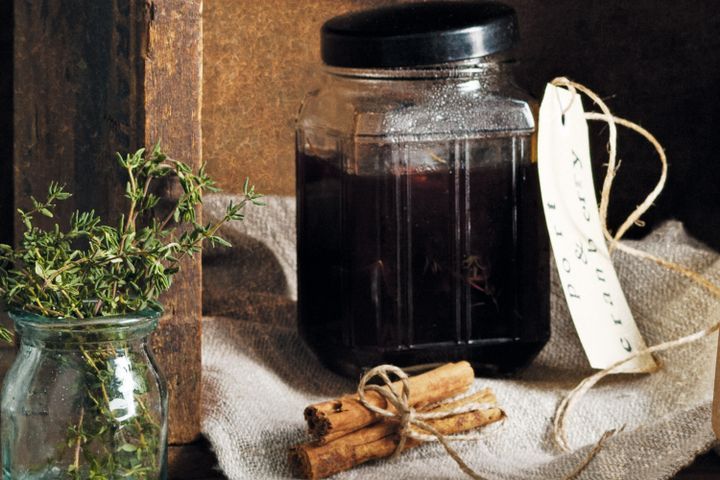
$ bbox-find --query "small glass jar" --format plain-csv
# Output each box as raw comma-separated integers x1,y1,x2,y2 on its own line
296,1,550,377
1,309,168,479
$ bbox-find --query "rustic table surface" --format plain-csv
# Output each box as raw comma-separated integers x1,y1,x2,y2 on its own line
172,438,720,480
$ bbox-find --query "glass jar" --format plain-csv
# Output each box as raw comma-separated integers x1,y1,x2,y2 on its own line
1,309,167,479
296,1,550,377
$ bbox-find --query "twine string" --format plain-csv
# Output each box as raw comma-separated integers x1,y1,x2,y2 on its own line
549,77,720,455
562,428,622,480
551,77,620,246
357,365,498,480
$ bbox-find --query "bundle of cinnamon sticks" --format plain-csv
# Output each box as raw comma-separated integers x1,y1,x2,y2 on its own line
289,362,504,479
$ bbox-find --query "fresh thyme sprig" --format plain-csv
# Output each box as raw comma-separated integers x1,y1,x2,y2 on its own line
0,144,261,479
0,142,263,326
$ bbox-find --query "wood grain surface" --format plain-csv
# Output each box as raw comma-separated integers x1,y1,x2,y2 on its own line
143,0,204,446
202,0,391,196
13,0,203,445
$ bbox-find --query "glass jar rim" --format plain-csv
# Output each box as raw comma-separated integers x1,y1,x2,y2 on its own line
9,307,162,343
323,57,512,80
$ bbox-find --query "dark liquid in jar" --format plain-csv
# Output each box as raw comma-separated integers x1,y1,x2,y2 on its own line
296,137,549,377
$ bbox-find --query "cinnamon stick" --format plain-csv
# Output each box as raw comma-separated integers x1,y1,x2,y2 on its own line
291,389,502,479
304,361,474,442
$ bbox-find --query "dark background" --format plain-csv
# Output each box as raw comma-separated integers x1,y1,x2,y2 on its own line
0,1,12,247
513,0,720,249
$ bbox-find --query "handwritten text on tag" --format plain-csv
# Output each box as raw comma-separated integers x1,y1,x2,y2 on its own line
537,84,657,373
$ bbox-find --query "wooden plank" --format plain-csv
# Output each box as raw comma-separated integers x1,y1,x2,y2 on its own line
13,0,203,445
143,0,203,445
14,1,131,228
202,0,389,196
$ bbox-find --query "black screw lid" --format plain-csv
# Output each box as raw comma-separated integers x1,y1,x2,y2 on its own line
321,1,519,68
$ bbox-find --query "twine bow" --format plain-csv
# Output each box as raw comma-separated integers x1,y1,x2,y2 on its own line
357,365,498,480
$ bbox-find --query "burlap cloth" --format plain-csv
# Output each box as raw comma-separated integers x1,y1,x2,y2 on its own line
201,195,720,480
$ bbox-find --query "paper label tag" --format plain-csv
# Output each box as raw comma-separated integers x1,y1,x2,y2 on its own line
538,84,657,373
